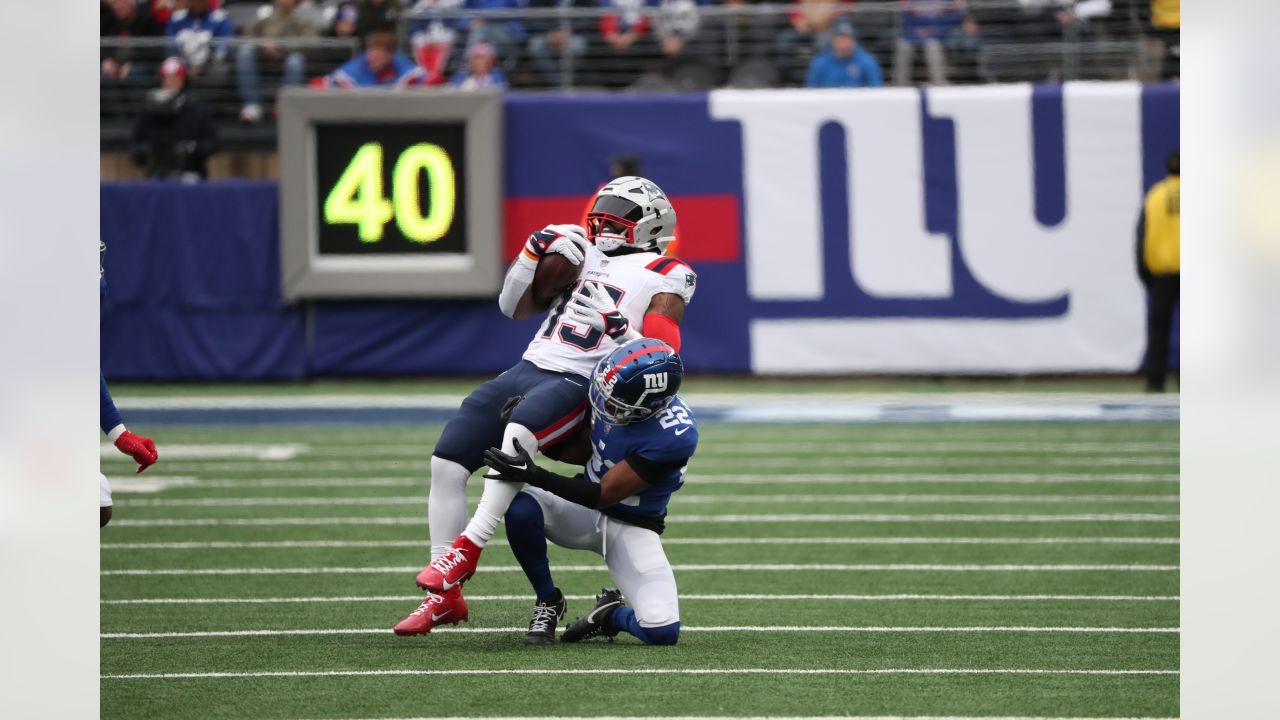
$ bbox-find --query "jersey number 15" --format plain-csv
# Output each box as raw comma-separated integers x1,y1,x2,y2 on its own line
540,281,625,351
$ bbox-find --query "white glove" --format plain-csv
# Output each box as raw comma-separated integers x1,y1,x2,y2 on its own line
565,283,638,341
523,224,589,266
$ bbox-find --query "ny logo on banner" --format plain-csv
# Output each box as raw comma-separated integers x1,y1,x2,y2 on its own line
710,84,1148,373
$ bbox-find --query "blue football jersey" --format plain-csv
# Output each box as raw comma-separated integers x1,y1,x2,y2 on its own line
584,396,698,532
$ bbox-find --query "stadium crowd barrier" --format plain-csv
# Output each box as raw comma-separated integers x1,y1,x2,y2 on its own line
101,83,1179,380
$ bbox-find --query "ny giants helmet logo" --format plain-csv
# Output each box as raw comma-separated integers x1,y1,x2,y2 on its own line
643,373,669,392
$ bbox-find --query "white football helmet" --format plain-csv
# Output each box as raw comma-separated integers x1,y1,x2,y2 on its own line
586,176,677,254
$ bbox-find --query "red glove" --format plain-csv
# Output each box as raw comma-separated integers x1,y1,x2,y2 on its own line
115,430,159,473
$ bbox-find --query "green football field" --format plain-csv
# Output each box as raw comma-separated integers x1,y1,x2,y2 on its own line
100,418,1179,719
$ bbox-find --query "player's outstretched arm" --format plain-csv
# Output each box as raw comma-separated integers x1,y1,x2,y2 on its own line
101,372,159,474
483,440,649,509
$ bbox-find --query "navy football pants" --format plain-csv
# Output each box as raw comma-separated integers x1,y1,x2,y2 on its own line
433,360,589,472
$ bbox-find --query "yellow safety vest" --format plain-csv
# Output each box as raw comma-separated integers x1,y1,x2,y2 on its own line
1151,0,1180,30
1143,175,1180,275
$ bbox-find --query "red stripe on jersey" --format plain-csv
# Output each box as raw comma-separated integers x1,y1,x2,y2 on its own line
602,344,676,384
645,257,691,276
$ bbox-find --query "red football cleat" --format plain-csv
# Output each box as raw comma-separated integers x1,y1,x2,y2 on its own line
416,535,484,592
392,586,469,636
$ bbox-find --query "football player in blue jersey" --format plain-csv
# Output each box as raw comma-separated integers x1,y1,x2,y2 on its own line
482,338,696,646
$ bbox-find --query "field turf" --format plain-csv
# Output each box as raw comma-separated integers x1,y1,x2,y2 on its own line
100,420,1179,719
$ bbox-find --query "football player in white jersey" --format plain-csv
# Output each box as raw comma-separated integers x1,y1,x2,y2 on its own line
394,176,697,635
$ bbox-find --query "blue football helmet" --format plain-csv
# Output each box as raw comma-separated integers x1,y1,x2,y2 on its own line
589,338,683,425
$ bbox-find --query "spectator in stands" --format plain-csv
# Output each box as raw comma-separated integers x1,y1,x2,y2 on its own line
328,1,361,37
148,0,219,27
1136,151,1180,393
723,0,782,88
632,0,718,91
775,0,852,84
102,0,165,85
236,0,317,123
1018,0,1112,36
597,0,659,88
130,57,219,180
356,0,403,37
318,29,427,86
454,0,528,71
408,0,464,86
806,19,883,88
525,0,594,88
893,0,974,86
165,0,235,86
449,41,508,88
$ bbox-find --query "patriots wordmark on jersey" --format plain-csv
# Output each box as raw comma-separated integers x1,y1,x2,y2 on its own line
586,396,698,533
523,246,696,378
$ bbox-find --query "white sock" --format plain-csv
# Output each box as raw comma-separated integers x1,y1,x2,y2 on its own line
463,423,537,547
428,456,471,561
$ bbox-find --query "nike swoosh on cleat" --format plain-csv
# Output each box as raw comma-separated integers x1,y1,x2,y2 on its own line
431,610,452,622
585,601,617,624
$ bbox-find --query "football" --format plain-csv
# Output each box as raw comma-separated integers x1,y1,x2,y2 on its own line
532,253,582,304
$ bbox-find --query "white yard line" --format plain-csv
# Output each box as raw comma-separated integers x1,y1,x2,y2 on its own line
106,474,1179,491
101,667,1179,680
110,489,1177,507
113,494,1180,508
99,536,1179,550
100,563,1179,577
100,626,1179,639
100,457,1179,472
153,441,1177,457
108,514,1178,528
673,514,1180,523
101,593,1180,605
686,474,1179,484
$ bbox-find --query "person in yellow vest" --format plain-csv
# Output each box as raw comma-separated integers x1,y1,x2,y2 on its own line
1136,151,1180,392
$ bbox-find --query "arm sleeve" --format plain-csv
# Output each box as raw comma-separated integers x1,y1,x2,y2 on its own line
864,53,885,87
101,372,125,437
497,254,539,318
525,468,602,509
806,58,822,87
626,453,686,486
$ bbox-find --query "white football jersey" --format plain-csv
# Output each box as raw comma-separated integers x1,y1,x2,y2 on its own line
522,246,696,377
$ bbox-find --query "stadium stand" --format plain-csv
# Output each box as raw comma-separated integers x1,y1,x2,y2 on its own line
101,0,1177,166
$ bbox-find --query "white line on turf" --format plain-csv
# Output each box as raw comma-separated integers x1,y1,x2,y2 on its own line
674,514,1180,523
113,494,1180,508
100,626,1180,639
686,474,1179,484
100,563,1179,576
99,536,1179,550
100,594,1180,605
135,441,1176,457
107,514,1178,527
100,457,1179,472
107,474,1179,491
100,667,1179,680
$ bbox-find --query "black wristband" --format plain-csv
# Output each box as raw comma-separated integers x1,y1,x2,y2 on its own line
526,468,602,509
